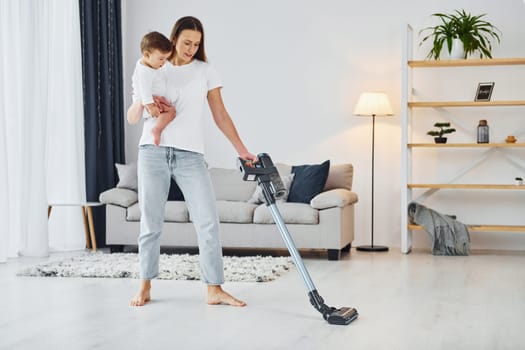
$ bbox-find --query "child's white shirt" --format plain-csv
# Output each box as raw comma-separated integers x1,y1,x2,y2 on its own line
131,59,167,118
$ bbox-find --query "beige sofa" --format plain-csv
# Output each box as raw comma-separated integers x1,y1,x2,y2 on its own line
99,163,358,260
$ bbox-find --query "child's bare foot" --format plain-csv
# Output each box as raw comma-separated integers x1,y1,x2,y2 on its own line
207,285,246,306
130,280,151,307
151,127,161,146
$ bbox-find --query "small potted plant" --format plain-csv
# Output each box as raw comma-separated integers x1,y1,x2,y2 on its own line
419,9,501,60
427,122,456,143
515,177,523,186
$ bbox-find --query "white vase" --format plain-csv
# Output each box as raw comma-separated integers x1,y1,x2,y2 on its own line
446,38,465,59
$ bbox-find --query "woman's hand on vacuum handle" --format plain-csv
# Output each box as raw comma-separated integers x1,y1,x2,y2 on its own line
239,151,258,163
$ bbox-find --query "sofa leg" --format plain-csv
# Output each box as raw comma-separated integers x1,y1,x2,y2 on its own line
327,249,341,261
341,243,352,253
109,245,124,253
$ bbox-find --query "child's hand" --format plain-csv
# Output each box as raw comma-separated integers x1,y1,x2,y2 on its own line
145,103,160,117
153,96,172,113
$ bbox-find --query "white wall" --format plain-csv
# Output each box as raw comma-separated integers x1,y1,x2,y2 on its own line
121,0,525,251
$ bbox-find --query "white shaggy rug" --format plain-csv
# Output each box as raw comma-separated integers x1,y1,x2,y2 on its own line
17,252,294,282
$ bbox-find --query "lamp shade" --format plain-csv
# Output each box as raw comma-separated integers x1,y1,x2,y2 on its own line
354,92,394,117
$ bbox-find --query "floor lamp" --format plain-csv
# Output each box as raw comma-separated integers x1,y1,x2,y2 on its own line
354,92,393,252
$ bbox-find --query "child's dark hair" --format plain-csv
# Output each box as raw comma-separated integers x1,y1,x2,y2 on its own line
140,31,173,54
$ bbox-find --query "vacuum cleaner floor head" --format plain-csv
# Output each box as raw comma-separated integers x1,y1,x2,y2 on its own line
326,307,359,325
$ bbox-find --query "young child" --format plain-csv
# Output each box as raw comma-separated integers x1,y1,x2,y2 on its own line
132,31,174,145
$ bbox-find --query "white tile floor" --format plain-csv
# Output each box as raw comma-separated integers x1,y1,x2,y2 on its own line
1,248,525,350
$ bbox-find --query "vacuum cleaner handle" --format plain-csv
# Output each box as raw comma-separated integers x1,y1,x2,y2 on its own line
238,153,287,200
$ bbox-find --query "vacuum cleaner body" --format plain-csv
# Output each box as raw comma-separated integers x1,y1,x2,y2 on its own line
239,153,358,325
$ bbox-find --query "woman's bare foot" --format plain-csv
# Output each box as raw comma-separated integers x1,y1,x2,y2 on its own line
130,280,151,307
207,285,246,307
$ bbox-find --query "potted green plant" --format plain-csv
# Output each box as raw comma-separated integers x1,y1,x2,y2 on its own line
427,122,456,143
515,177,523,186
419,9,501,60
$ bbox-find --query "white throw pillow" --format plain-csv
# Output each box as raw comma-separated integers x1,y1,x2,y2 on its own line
247,173,295,204
115,163,138,191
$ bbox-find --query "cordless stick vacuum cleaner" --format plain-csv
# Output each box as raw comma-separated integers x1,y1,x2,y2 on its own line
238,153,358,325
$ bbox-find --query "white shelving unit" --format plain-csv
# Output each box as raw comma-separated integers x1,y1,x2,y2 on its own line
401,24,525,253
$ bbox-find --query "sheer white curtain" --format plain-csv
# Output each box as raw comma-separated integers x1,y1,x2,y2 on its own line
0,0,85,262
45,1,86,251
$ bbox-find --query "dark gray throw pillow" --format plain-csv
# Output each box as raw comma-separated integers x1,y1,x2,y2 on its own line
168,178,185,201
287,160,330,204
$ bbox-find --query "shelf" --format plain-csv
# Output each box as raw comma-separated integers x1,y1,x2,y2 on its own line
401,25,525,254
408,58,525,67
408,101,525,107
408,184,525,190
409,224,525,232
408,143,525,148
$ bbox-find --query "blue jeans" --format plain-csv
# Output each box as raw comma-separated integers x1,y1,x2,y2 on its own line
137,145,224,284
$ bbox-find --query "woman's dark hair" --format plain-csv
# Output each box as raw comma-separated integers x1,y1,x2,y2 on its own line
169,16,207,62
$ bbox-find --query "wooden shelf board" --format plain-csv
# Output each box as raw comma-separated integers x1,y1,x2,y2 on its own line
408,143,525,148
408,58,525,67
408,224,525,232
408,184,525,190
408,101,525,107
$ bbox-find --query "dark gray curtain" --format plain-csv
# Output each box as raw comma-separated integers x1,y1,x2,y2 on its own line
79,0,125,247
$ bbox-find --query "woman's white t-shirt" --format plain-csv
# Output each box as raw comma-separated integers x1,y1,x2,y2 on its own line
138,60,222,154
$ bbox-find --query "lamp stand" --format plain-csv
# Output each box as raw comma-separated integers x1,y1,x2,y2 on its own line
356,114,389,252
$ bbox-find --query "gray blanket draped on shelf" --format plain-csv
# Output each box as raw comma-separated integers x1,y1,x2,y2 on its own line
408,202,471,256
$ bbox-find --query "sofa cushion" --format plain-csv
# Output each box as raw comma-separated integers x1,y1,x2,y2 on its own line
288,160,330,204
99,188,138,208
207,201,258,223
114,162,186,201
164,201,190,222
275,163,292,176
324,164,353,191
310,189,358,209
126,203,140,221
209,168,257,201
247,173,295,204
253,202,319,224
126,201,189,222
115,163,138,191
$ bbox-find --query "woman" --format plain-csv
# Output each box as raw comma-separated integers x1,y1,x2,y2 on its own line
128,16,257,307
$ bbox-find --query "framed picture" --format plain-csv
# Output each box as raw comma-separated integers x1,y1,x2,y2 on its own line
475,82,495,101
